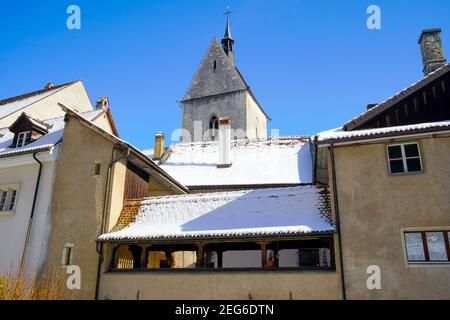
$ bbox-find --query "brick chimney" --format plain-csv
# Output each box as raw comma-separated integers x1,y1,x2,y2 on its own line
217,117,232,168
153,132,165,160
418,28,446,76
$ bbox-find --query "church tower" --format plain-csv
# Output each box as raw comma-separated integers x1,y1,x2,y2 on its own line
221,15,234,64
180,13,269,142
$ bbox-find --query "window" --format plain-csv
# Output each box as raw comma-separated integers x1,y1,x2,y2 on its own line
209,116,219,140
404,231,450,263
441,80,446,92
213,60,217,70
61,243,74,266
387,142,423,174
93,162,101,176
0,185,19,214
15,131,31,148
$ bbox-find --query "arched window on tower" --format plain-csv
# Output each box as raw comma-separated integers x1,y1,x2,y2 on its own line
209,116,219,140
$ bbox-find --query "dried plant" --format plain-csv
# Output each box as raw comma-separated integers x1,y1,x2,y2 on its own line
0,269,75,300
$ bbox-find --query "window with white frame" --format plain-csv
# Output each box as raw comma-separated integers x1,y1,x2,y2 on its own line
387,142,423,174
15,131,31,148
0,185,19,213
404,231,450,263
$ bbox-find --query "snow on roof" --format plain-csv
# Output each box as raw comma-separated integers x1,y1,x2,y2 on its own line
159,137,313,187
316,120,450,143
99,185,334,241
0,83,71,119
0,108,104,157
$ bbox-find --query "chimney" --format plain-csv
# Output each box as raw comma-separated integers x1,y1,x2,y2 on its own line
418,28,446,76
367,103,378,110
44,82,54,90
217,117,232,168
153,132,165,160
96,96,109,109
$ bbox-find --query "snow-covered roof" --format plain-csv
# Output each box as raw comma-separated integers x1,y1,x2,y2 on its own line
316,120,450,143
0,108,105,157
0,83,72,119
99,185,334,241
159,137,313,187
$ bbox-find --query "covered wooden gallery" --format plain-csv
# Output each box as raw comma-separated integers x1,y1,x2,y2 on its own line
98,186,336,271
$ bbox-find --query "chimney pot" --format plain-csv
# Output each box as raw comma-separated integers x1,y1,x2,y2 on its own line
367,103,378,110
96,96,109,109
153,132,165,160
217,117,232,168
44,82,54,90
418,28,446,76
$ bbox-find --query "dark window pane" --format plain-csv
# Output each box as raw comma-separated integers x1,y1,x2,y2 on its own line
298,249,320,267
388,146,402,159
404,143,419,157
406,158,422,172
390,160,404,173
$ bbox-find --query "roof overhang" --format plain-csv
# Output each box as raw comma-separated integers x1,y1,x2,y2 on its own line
97,230,336,244
59,104,188,194
0,145,58,168
343,63,450,131
317,127,450,147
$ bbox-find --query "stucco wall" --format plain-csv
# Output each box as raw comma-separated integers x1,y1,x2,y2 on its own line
0,154,57,276
43,116,126,299
91,112,115,136
245,93,267,140
0,81,93,127
99,271,341,300
333,135,450,299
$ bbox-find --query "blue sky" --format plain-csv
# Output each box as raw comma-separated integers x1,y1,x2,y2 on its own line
1,1,449,149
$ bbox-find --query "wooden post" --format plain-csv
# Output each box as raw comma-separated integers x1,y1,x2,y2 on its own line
257,242,270,268
217,250,223,268
274,248,279,268
329,237,335,268
141,245,150,269
196,243,205,268
261,243,267,268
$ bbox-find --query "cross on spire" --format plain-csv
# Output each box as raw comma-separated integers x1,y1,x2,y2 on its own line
224,6,233,18
221,6,235,63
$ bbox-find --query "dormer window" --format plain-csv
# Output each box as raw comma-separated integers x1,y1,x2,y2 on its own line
9,112,50,149
16,131,31,148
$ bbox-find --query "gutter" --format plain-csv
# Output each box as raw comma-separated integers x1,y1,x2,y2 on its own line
94,144,130,300
318,128,450,147
329,142,347,300
20,151,44,272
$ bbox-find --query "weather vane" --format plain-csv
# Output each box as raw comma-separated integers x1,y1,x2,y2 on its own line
224,6,233,17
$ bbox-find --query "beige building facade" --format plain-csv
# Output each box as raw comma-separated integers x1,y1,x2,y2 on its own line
319,133,450,299
42,108,187,299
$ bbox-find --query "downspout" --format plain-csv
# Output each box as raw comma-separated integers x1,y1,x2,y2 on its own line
20,151,44,273
312,136,318,184
94,144,130,300
329,142,347,300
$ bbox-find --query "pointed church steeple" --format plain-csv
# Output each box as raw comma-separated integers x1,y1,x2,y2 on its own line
221,8,235,64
